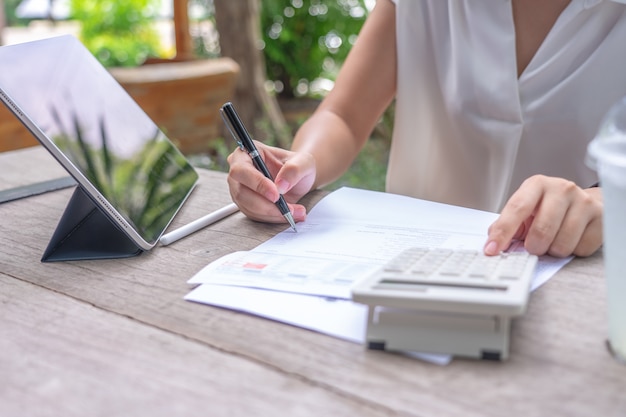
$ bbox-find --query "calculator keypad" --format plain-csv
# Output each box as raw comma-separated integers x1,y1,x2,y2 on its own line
383,248,533,285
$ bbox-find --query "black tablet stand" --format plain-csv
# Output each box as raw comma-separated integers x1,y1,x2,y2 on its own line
41,186,143,262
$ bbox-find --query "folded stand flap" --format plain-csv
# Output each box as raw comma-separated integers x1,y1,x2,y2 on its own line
41,186,143,262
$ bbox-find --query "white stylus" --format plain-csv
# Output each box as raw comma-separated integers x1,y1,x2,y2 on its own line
159,202,239,246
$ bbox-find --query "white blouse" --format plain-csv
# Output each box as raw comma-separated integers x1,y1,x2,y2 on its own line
386,0,626,212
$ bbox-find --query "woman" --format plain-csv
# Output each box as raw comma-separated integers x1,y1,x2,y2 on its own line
226,0,626,258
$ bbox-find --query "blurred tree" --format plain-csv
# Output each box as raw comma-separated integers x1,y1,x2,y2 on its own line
213,0,290,148
261,0,367,99
3,0,28,27
172,0,193,60
70,0,163,67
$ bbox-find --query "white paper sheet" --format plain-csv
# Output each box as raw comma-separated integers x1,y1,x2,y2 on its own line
184,285,453,366
185,187,572,365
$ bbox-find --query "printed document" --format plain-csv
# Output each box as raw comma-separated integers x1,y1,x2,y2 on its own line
185,187,571,364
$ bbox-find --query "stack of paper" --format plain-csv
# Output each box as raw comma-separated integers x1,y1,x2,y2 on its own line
185,187,571,365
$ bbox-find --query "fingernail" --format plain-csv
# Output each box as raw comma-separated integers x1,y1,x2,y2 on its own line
484,240,499,255
276,179,290,195
293,206,307,221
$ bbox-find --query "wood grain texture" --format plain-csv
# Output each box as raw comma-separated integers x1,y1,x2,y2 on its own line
1,147,625,417
0,146,68,190
0,274,390,417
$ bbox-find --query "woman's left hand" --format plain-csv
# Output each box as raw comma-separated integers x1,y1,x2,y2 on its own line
484,175,603,258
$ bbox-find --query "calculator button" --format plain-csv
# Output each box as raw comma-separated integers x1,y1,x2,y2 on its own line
375,248,534,288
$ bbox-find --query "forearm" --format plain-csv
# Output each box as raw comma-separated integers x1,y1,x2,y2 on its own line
290,0,397,191
291,107,365,190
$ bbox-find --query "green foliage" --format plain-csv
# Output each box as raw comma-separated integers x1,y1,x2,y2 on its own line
330,142,388,191
260,0,368,98
69,0,162,67
3,0,28,26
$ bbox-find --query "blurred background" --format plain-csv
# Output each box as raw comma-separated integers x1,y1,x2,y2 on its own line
0,0,392,191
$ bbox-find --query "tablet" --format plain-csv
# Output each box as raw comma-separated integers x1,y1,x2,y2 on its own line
0,35,198,257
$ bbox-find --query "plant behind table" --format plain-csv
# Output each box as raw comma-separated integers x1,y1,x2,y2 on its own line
69,0,163,67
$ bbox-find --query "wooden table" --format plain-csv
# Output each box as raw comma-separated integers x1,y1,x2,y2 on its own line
1,146,624,417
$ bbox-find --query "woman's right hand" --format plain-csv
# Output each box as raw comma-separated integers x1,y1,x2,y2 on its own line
227,0,397,226
226,140,315,225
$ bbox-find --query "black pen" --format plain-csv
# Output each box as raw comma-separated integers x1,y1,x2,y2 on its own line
220,102,297,232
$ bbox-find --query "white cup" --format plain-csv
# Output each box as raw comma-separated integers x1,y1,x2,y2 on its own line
587,96,626,364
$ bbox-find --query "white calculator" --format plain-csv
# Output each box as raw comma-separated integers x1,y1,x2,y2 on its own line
351,247,538,360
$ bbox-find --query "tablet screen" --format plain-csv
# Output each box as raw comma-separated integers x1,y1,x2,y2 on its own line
0,35,198,247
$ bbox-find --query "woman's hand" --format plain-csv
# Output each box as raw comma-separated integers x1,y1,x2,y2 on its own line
226,141,315,224
226,0,397,227
484,175,603,257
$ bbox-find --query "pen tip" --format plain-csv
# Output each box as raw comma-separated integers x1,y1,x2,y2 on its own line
284,212,297,232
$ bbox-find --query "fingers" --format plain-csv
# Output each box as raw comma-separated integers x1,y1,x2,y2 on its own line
485,175,603,258
548,187,603,257
548,207,601,257
227,146,279,203
274,152,317,201
227,173,306,224
485,177,544,255
518,183,570,256
226,142,314,224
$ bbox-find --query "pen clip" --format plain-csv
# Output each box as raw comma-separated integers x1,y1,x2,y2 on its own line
220,107,245,151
